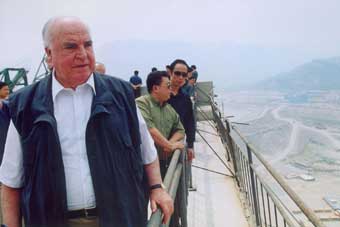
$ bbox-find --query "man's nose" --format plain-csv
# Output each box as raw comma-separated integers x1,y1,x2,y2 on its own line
75,46,87,59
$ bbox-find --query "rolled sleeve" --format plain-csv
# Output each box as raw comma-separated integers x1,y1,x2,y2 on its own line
137,107,157,164
0,121,24,188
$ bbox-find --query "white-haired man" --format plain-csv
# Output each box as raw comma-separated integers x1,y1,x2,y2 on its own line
0,16,173,227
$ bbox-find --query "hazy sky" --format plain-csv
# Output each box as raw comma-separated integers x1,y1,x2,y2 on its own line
1,0,340,81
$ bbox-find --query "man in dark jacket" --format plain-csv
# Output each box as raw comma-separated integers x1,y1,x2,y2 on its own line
167,59,196,161
0,100,10,164
0,81,10,164
0,16,173,227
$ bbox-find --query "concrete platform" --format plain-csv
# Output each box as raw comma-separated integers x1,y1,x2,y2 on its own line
187,121,249,227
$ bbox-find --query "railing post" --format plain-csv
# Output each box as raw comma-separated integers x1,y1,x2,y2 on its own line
179,150,188,227
225,120,238,174
247,145,261,227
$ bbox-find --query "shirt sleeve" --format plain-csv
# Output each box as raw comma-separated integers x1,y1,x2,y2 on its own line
136,97,156,129
184,98,196,148
0,121,24,188
137,107,157,165
170,106,185,135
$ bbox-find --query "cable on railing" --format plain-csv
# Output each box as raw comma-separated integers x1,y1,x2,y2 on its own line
196,105,216,129
191,164,233,177
196,128,220,137
201,89,326,227
196,130,235,177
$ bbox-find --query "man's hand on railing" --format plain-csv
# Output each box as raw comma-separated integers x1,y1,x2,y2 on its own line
187,148,195,161
171,141,185,152
150,188,174,224
163,141,185,153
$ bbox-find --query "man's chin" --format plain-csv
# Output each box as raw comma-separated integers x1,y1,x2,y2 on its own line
72,69,93,77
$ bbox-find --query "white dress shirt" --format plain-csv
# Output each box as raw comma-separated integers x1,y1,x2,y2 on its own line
0,73,157,210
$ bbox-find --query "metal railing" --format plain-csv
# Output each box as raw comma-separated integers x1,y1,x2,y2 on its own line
209,99,326,227
147,149,189,227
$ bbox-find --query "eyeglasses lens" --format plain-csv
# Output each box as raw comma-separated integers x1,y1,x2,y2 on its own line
174,71,188,78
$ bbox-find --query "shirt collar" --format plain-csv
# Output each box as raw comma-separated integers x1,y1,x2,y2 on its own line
52,70,96,101
149,94,168,107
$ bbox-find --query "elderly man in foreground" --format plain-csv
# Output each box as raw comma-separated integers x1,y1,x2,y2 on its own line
0,16,173,227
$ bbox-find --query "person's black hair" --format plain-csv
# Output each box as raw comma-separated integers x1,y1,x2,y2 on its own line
0,81,8,89
169,59,190,72
134,70,139,75
191,65,196,70
151,67,157,72
147,71,170,93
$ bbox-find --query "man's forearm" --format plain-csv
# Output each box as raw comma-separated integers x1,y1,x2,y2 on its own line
148,127,172,151
1,185,22,227
169,131,185,143
145,158,174,224
144,157,162,186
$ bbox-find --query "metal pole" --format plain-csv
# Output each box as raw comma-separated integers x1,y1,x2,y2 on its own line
247,145,261,226
225,120,239,180
147,150,181,227
179,151,188,227
164,164,183,227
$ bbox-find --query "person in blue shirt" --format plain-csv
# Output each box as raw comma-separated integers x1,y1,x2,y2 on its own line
129,70,143,98
0,81,9,100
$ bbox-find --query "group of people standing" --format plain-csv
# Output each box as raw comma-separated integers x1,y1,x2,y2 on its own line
0,16,198,227
135,59,198,178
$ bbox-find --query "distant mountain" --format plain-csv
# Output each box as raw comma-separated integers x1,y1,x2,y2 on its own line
254,57,340,92
93,40,314,88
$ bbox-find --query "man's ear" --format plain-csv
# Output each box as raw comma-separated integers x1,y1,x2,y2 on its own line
152,85,158,92
45,48,53,68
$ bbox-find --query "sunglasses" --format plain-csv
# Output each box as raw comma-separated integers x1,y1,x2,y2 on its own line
173,71,188,78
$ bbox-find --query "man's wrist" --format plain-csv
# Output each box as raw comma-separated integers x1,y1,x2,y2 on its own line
150,183,166,191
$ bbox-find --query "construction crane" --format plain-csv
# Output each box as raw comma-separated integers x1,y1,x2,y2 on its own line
0,55,50,93
0,68,29,93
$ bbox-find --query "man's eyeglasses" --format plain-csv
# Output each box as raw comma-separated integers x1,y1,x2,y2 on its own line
173,71,188,78
159,82,171,89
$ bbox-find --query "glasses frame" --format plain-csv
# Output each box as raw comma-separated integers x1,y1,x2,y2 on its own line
173,71,188,78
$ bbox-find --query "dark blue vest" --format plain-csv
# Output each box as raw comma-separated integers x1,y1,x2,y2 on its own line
8,73,147,227
0,101,10,164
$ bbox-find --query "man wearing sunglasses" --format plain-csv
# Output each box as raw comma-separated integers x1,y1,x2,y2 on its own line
167,59,196,163
136,71,185,178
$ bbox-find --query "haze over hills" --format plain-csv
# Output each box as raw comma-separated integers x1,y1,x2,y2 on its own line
94,40,315,87
253,57,340,92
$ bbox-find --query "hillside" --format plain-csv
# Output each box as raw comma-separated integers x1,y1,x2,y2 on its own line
254,57,340,91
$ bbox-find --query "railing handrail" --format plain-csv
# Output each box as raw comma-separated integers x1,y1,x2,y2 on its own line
205,94,327,227
231,125,326,227
147,149,185,227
